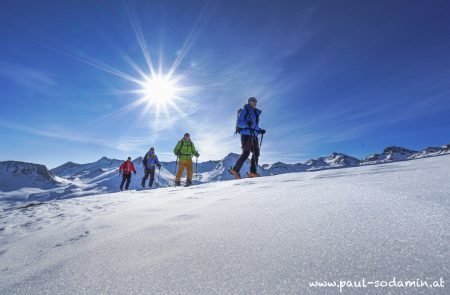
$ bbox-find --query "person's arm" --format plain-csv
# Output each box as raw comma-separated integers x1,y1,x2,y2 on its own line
173,141,181,155
131,163,136,174
119,162,124,173
156,156,161,167
143,153,148,166
191,143,199,157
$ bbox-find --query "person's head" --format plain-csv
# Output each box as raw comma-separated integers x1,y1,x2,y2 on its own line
183,133,191,141
248,97,257,108
127,157,132,161
149,147,155,154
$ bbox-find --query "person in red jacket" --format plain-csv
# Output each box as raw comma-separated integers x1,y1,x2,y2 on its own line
119,157,136,191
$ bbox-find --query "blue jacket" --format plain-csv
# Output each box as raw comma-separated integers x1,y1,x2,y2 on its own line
237,104,262,136
143,151,160,169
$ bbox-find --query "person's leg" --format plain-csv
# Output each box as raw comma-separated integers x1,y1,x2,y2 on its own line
125,174,131,190
175,161,186,182
141,170,149,187
186,159,193,184
149,168,156,188
233,135,251,172
250,136,260,174
120,174,127,190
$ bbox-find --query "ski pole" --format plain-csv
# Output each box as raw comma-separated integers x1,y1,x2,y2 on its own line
134,161,140,191
260,133,264,148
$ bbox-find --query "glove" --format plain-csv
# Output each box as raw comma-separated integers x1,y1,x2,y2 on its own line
195,153,200,157
134,172,137,175
157,163,161,168
259,129,266,135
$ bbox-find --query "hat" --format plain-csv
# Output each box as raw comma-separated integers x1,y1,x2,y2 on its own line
184,133,190,137
248,97,257,103
150,147,154,151
127,157,132,160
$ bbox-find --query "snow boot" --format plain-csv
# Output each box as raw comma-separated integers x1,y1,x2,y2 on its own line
185,179,192,187
175,180,181,186
247,172,260,178
229,167,241,179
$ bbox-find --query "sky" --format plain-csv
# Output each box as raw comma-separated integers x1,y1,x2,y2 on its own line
1,0,449,168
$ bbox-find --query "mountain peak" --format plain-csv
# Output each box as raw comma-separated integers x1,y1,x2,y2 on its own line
382,146,417,155
0,161,58,192
223,153,241,160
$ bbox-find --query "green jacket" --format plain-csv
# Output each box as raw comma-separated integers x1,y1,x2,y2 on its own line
173,139,199,161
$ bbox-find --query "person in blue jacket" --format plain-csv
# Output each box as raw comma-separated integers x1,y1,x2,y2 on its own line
230,97,266,179
141,147,161,189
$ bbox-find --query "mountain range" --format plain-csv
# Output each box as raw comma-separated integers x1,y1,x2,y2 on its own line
0,143,448,205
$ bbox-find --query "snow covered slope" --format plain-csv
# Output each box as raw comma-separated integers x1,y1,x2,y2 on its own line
0,155,449,294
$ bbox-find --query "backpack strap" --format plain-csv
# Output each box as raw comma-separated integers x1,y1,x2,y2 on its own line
176,140,184,155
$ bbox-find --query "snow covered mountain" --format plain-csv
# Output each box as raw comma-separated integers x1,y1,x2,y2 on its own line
362,144,449,164
1,154,448,294
262,153,360,175
0,161,58,191
362,146,418,164
1,143,449,205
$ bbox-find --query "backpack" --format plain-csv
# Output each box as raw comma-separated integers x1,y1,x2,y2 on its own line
235,107,259,134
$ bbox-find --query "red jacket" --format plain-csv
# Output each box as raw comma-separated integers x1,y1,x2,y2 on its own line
119,161,136,174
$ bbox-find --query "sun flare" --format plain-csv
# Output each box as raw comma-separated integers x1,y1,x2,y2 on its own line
142,76,178,106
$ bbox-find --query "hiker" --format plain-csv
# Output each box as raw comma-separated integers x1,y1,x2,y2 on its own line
141,147,161,189
230,97,266,179
173,133,199,186
119,157,136,191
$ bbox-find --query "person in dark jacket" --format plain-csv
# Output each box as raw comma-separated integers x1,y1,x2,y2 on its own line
141,147,161,189
119,157,136,191
230,97,266,179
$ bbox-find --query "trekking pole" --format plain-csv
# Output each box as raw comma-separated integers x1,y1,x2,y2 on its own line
157,166,161,187
195,156,198,186
260,133,264,148
174,155,179,186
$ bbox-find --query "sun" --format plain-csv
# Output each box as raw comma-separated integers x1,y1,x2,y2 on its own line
142,75,178,106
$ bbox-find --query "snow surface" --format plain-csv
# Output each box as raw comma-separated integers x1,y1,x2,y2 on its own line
0,155,449,294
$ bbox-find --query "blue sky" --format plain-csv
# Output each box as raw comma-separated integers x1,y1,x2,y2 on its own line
1,0,449,168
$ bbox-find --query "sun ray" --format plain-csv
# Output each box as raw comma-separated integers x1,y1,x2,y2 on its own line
167,0,212,79
125,0,157,78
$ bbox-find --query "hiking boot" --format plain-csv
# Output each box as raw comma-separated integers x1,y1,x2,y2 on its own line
185,180,192,187
247,172,260,178
229,168,241,180
175,180,181,186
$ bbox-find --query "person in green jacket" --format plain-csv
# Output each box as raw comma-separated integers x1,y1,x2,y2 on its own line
173,132,199,186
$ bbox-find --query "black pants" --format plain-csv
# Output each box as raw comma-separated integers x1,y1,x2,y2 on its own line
120,173,132,190
141,168,156,188
233,135,260,174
